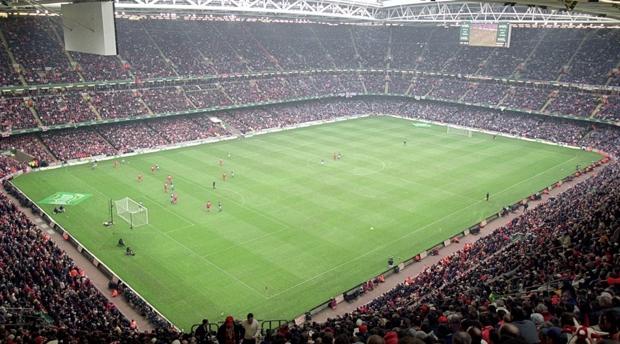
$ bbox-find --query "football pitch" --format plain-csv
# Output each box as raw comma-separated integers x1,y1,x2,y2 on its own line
12,116,601,330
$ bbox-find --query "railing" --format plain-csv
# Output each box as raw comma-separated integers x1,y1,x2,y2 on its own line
189,319,289,336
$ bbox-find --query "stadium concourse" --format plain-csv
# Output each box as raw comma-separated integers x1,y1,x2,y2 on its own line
0,14,619,344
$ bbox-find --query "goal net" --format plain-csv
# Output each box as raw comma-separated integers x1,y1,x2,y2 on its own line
446,126,473,138
114,197,148,228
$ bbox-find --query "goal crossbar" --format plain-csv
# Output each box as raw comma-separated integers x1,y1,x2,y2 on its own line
446,126,473,138
114,197,148,228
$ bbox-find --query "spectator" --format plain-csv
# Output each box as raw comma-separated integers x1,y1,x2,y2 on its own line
217,316,245,344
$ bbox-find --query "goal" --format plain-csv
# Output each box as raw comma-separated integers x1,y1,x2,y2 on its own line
114,197,148,229
446,126,473,138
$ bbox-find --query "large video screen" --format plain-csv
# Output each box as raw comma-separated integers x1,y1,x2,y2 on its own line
459,22,511,48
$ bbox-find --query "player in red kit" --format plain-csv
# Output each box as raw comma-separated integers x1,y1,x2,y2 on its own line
137,174,143,183
151,165,156,173
222,173,227,182
167,175,173,183
205,201,212,212
163,182,168,193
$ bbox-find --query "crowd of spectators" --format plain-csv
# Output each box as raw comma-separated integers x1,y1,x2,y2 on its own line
184,85,233,108
141,87,195,114
222,80,263,105
0,96,619,344
0,191,133,340
311,25,358,69
97,122,169,153
517,29,587,82
313,75,346,95
0,97,38,131
0,73,615,133
461,83,511,106
71,52,131,82
414,29,456,73
224,22,279,73
0,134,54,165
362,73,386,94
429,79,471,101
146,116,228,143
0,48,20,86
500,87,549,111
114,20,176,80
222,99,372,134
33,94,97,126
254,77,299,102
559,29,620,85
0,16,80,85
352,27,389,69
183,21,250,75
545,92,600,118
389,27,427,71
388,74,413,95
143,20,218,77
598,95,620,121
0,154,21,177
0,17,618,88
89,90,151,119
481,29,544,79
400,101,591,145
40,128,116,161
248,23,326,71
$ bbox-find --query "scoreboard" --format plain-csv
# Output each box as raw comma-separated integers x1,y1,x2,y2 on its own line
459,22,511,48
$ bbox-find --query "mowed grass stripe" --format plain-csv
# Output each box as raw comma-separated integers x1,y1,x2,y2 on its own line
12,116,601,329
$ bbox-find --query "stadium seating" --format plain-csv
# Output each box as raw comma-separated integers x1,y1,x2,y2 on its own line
0,17,80,84
0,134,54,165
0,192,132,337
40,128,116,161
0,14,619,344
545,91,600,118
141,87,195,113
1,99,618,343
598,95,620,121
499,87,550,111
0,97,38,131
89,90,150,119
0,15,618,132
33,93,97,126
71,51,131,82
0,17,617,87
97,122,169,153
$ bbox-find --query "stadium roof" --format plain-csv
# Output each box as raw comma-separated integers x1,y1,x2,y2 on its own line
5,0,620,23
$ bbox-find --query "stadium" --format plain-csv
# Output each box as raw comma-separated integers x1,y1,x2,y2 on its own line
0,0,619,341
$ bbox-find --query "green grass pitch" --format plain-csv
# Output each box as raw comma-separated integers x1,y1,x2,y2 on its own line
12,116,601,330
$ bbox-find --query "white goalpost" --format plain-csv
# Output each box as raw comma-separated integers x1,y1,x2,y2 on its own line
114,197,148,229
446,126,473,138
